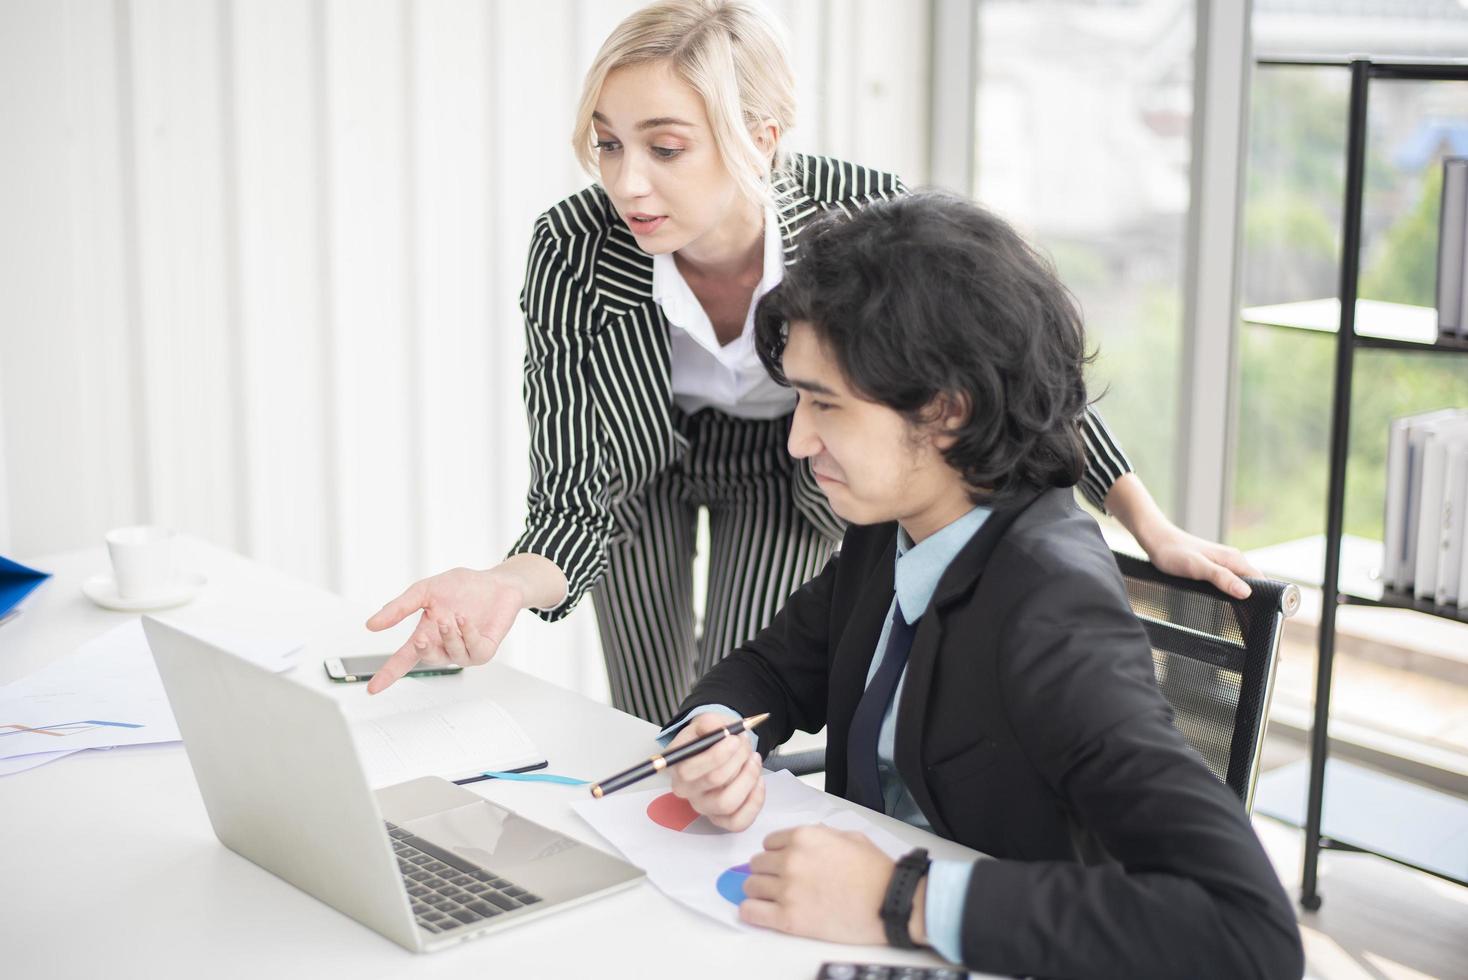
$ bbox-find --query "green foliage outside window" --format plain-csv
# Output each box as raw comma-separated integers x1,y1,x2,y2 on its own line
1230,69,1468,553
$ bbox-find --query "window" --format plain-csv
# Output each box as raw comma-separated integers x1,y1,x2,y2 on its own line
1237,1,1468,554
974,0,1197,513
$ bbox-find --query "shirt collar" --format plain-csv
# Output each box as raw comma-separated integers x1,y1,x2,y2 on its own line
651,203,784,341
894,505,992,622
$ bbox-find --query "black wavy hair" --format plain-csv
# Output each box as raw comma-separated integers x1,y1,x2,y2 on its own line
754,189,1094,506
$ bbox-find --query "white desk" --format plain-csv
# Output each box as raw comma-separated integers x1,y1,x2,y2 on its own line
1,538,985,979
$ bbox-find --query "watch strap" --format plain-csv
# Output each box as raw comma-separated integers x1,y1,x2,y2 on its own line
881,847,930,949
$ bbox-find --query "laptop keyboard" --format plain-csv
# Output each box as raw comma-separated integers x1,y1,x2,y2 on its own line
385,821,543,934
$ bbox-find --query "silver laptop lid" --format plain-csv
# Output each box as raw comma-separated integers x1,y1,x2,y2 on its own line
142,616,419,950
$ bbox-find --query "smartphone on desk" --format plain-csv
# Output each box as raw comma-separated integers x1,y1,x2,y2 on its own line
323,654,464,683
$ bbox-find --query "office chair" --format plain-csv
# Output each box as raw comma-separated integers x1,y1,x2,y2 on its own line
1109,550,1299,810
768,550,1299,813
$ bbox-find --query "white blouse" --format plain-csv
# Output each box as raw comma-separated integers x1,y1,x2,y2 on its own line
652,205,799,420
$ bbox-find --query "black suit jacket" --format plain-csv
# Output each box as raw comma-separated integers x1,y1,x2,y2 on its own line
678,488,1303,980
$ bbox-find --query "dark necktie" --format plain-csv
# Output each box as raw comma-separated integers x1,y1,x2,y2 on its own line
845,601,916,812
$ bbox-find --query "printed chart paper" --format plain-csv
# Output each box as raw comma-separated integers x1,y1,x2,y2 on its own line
0,618,300,773
573,769,910,929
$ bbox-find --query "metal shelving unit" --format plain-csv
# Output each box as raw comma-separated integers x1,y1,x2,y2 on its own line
1338,584,1468,626
1258,56,1468,907
1352,334,1468,354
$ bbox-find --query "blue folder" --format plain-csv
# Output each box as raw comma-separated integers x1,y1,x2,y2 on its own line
0,556,50,619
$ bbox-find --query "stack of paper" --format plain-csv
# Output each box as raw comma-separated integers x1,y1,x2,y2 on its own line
1383,408,1468,605
0,618,300,776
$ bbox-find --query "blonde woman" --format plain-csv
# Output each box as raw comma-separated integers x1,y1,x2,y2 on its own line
365,0,1257,720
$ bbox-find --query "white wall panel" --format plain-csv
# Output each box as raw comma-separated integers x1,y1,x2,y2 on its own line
0,0,137,554
231,0,333,587
128,0,241,549
854,0,928,183
411,0,496,582
800,0,931,184
574,0,645,67
814,0,858,164
772,0,826,156
322,0,417,602
68,1,144,550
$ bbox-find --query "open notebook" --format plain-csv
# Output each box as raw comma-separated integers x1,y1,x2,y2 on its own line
351,698,545,788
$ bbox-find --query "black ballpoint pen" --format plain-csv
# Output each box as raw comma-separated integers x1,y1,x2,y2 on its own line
588,712,769,798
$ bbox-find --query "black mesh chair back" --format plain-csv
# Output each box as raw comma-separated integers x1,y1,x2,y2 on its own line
1111,550,1299,810
771,550,1299,814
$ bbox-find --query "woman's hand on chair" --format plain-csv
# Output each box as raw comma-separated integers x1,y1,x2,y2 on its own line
1103,472,1259,599
1141,524,1260,600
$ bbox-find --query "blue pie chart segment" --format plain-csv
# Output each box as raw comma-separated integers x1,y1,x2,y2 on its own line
716,863,752,905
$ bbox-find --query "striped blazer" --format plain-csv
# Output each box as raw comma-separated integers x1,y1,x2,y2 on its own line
509,154,1133,620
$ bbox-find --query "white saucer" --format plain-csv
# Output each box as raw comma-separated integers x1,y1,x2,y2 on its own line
81,571,207,612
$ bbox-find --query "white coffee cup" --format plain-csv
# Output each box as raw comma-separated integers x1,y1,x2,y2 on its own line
105,525,177,600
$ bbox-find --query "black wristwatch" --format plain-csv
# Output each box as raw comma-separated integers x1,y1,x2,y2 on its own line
880,847,931,949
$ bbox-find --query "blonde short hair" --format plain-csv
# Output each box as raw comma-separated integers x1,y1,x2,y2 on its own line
572,0,797,206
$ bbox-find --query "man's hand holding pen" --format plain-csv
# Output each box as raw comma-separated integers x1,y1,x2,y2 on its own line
666,713,766,832
591,712,910,947
664,715,911,946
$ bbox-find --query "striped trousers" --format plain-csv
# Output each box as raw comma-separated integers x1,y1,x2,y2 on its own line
591,408,836,723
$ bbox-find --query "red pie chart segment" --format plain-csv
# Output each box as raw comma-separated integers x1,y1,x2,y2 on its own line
646,791,722,834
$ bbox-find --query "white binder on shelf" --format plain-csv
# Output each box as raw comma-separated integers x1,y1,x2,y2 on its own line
1460,505,1468,610
1398,409,1468,592
1439,157,1468,340
1384,416,1413,589
1437,438,1468,605
1414,418,1468,600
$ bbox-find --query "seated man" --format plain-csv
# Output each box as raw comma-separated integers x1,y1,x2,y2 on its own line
662,191,1304,979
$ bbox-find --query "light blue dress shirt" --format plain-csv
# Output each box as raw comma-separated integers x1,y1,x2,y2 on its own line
662,505,990,964
867,506,987,964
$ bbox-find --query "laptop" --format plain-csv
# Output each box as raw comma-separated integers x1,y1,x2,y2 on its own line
141,616,645,953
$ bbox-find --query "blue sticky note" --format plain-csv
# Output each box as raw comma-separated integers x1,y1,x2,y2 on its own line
0,556,50,619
